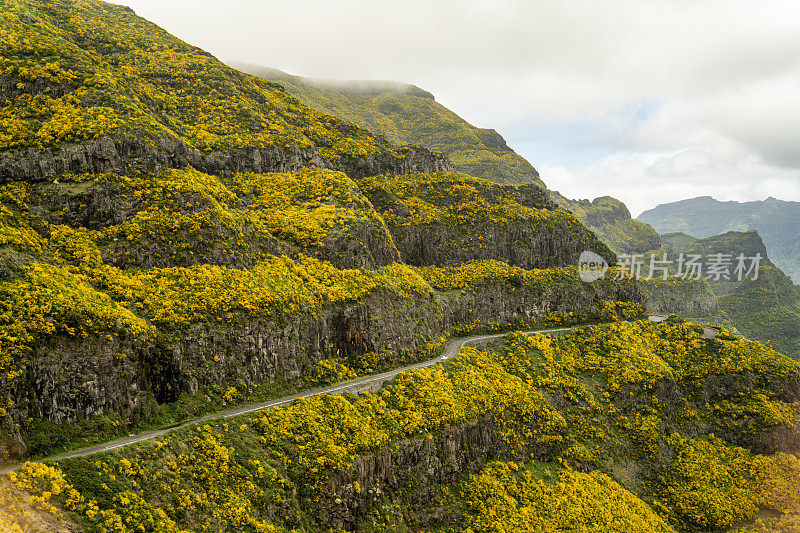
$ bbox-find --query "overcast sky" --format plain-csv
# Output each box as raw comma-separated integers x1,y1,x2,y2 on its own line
114,0,800,216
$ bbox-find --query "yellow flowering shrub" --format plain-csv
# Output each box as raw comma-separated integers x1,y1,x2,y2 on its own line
253,342,567,484
653,435,800,530
457,461,674,532
0,0,409,169
416,260,577,292
0,480,35,532
355,171,615,264
306,358,358,386
6,320,799,532
99,255,430,329
356,172,553,229
229,168,396,251
0,262,152,419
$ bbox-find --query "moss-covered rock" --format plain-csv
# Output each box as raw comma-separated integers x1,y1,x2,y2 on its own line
357,172,616,268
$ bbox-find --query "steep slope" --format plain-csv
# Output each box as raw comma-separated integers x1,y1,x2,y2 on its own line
6,321,800,532
639,196,800,283
550,192,664,254
0,0,451,182
638,230,800,360
719,265,800,358
639,276,720,318
230,63,545,187
661,231,700,253
0,0,634,464
233,64,667,262
678,230,775,296
356,172,616,268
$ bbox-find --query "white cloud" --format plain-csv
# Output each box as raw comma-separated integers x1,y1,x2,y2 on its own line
113,0,800,211
541,151,800,217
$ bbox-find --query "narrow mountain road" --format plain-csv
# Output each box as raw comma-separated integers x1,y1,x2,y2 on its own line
2,316,697,472
648,314,720,338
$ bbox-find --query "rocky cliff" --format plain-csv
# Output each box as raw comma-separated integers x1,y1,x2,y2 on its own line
234,62,544,187
28,321,799,533
0,0,625,471
0,134,452,184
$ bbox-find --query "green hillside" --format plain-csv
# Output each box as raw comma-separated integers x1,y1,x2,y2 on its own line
0,0,451,182
719,265,800,357
1,1,799,532
639,230,800,360
677,230,775,296
6,322,800,532
229,64,676,261
550,192,664,255
231,63,546,188
661,231,700,253
0,0,626,468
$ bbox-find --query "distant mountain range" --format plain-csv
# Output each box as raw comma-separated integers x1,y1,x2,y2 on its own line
639,196,800,284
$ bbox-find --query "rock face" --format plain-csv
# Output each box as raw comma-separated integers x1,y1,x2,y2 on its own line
550,192,663,255
357,176,617,269
639,196,800,283
444,277,643,328
388,215,610,270
310,343,800,531
639,277,719,317
8,276,640,445
323,415,508,530
0,135,453,184
15,291,443,425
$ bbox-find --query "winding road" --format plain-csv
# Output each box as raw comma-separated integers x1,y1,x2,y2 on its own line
3,316,708,473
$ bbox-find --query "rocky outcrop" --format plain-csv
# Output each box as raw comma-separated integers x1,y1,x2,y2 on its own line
639,278,719,317
314,221,401,270
0,134,453,184
5,272,641,457
443,276,643,327
389,216,615,269
361,180,617,269
14,291,445,427
322,415,508,530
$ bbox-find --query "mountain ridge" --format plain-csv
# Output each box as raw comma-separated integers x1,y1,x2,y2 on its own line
234,62,545,187
639,195,800,283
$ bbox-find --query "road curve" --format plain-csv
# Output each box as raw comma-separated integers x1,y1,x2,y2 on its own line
3,318,689,472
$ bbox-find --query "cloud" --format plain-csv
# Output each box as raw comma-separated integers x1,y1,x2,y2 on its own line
540,150,800,218
114,0,800,210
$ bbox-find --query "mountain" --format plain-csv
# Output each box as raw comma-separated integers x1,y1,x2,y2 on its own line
2,2,799,532
668,230,775,294
720,265,800,358
8,321,800,533
229,63,546,188
0,0,625,465
640,230,800,360
234,63,677,260
639,196,800,283
550,192,664,254
0,2,453,183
